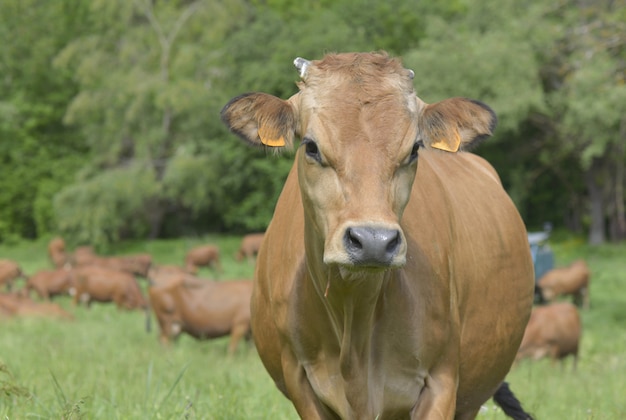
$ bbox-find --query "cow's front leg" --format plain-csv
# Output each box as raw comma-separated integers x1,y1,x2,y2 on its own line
281,349,329,419
411,366,458,419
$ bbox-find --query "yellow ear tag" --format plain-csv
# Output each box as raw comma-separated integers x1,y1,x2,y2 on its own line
258,125,286,147
430,130,460,152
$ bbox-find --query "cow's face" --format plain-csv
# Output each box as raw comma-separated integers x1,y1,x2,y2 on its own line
221,52,496,270
292,56,421,269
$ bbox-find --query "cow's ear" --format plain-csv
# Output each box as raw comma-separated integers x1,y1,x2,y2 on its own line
221,92,298,149
420,97,497,152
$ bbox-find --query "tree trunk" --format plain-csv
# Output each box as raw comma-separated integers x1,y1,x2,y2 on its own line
585,157,606,245
609,120,626,241
565,193,584,233
146,198,166,239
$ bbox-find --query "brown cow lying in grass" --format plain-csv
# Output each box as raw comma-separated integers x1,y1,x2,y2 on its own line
72,266,147,310
516,302,581,369
537,259,590,309
184,244,222,275
48,237,68,268
92,253,153,278
235,233,264,263
0,292,74,320
148,274,252,355
0,259,25,291
71,247,153,278
23,268,74,300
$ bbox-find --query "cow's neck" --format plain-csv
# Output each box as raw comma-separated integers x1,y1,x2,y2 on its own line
321,266,387,344
303,239,395,416
333,270,389,390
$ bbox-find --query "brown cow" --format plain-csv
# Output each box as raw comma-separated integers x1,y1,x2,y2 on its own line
516,302,581,369
0,259,25,291
122,253,153,277
92,254,153,278
148,264,189,283
235,233,265,263
148,275,252,355
71,248,153,278
23,268,74,300
184,244,222,275
0,292,74,320
537,259,590,309
72,266,147,310
221,52,535,418
48,237,68,268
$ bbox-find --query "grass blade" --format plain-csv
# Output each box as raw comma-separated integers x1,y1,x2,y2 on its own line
154,363,188,414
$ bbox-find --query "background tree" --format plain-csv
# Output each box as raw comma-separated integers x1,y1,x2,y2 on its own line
401,1,548,215
542,0,626,244
53,0,250,248
0,0,90,242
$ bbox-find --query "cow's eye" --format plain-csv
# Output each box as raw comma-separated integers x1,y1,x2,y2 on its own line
408,141,421,163
302,138,321,162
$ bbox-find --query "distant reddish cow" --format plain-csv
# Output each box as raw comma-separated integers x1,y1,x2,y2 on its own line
516,302,581,369
184,245,222,275
72,266,147,310
71,248,153,278
0,259,25,291
23,268,74,300
148,275,252,354
0,292,74,320
148,264,189,284
538,259,590,309
235,233,264,263
122,253,153,277
92,254,153,278
72,246,97,266
48,237,68,268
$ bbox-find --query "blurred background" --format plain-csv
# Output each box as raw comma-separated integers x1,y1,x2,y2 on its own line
1,0,624,250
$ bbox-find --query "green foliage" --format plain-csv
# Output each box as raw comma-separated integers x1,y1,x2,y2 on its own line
54,164,160,250
221,153,294,231
402,4,546,134
556,51,626,168
0,0,90,240
162,152,218,214
218,7,367,99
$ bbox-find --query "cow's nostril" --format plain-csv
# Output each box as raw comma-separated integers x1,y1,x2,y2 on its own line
346,227,364,250
386,233,400,254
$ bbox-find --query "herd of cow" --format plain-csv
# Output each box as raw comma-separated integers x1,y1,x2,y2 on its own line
0,233,265,354
0,237,591,364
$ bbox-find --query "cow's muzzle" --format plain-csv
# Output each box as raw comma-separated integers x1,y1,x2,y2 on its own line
343,226,403,267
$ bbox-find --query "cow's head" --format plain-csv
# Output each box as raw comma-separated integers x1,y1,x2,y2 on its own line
221,52,496,270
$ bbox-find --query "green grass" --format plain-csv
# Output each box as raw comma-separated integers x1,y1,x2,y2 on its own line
1,235,625,418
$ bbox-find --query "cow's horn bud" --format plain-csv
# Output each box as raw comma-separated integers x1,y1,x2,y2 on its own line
407,69,415,79
294,57,310,79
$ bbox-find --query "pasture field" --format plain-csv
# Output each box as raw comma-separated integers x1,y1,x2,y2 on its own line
1,234,625,419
